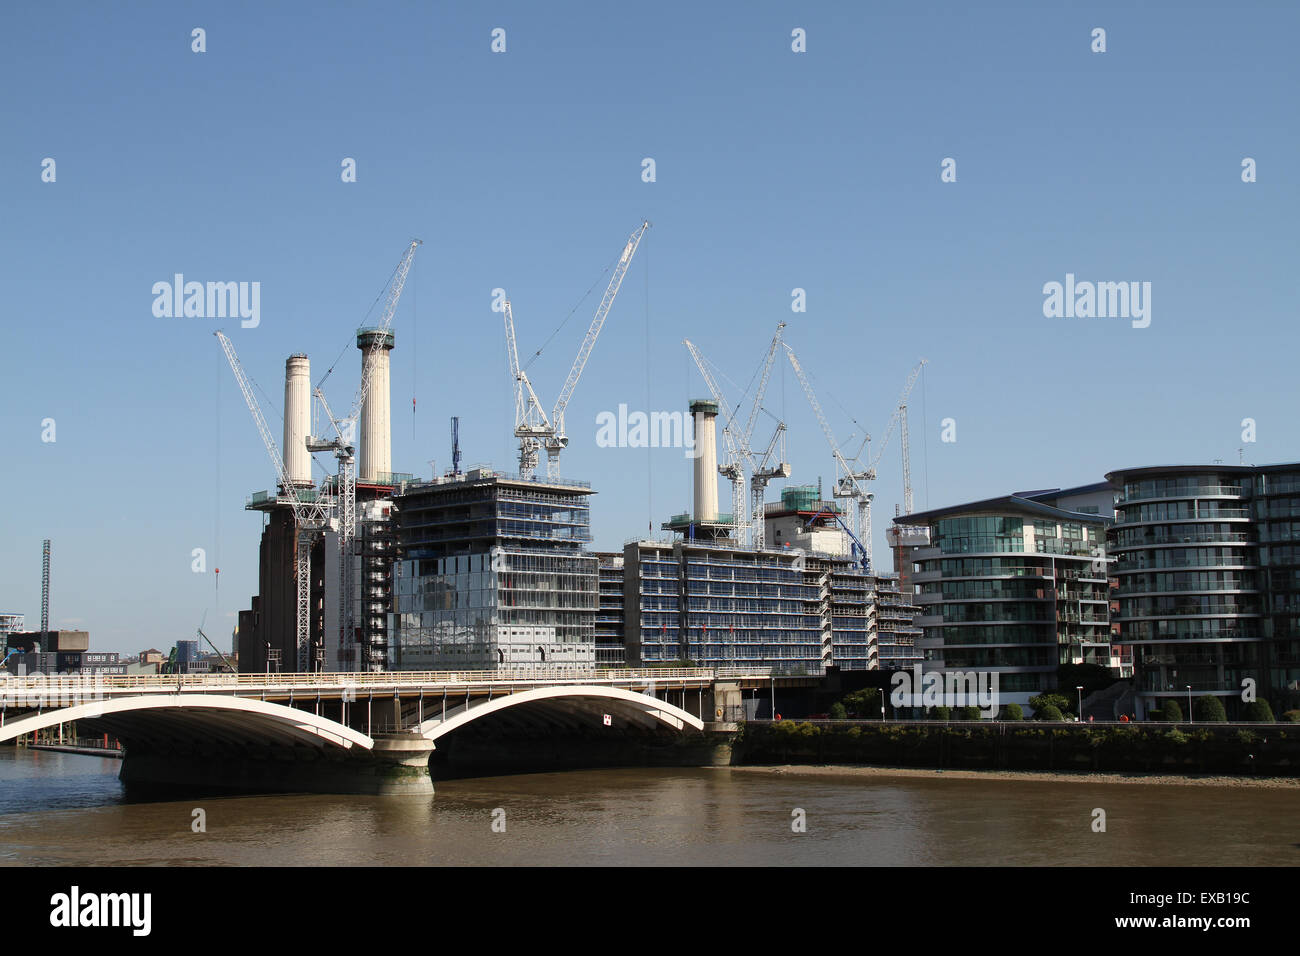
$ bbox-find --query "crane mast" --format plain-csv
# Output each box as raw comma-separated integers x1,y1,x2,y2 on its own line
216,330,333,671
741,322,791,549
858,358,927,552
503,298,552,477
310,239,421,671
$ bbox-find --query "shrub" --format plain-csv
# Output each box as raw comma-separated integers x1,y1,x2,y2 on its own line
1165,728,1189,745
1160,700,1183,722
829,702,847,720
1035,704,1065,721
1028,692,1071,714
842,688,881,716
1003,703,1024,721
1242,700,1275,722
1194,696,1227,723
1282,710,1300,723
959,705,983,720
934,705,952,720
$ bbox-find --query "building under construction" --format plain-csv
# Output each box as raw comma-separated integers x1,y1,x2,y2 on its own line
236,327,410,673
227,226,919,676
612,399,920,672
386,468,597,669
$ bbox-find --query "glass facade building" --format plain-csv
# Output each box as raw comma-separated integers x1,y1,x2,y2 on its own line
898,486,1116,707
594,553,626,665
389,469,597,669
619,539,917,673
1108,464,1300,717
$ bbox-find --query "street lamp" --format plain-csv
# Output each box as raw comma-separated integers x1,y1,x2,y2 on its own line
1187,685,1193,724
1076,685,1084,722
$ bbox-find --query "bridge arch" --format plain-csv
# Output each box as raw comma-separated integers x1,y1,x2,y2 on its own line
415,685,704,741
0,694,372,751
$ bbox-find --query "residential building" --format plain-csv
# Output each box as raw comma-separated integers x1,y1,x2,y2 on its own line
594,553,626,665
895,486,1116,709
1107,463,1300,718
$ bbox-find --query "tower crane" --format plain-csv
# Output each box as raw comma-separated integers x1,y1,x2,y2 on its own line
505,221,650,480
847,358,928,564
740,323,792,549
216,330,334,672
684,323,791,547
503,297,553,477
784,344,875,570
309,239,421,672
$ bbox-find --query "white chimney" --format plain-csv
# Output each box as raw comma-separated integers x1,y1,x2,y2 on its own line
282,354,311,486
357,329,393,483
691,399,719,522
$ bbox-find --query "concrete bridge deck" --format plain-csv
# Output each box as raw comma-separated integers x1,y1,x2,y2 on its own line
0,667,773,794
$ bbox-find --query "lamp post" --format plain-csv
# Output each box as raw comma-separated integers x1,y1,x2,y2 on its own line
1076,685,1084,722
1187,685,1193,724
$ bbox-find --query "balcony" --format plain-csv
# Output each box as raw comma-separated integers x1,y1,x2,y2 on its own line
1122,483,1245,504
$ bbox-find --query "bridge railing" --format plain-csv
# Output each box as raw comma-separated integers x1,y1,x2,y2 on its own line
1,665,775,692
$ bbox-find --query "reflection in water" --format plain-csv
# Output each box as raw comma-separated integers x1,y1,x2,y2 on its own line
1,749,1295,866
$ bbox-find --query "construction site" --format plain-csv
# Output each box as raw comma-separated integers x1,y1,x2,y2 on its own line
227,224,927,675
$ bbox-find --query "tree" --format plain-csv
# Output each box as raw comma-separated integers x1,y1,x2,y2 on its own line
841,688,881,717
1160,699,1183,722
1028,692,1071,715
1194,696,1227,723
1242,700,1275,722
1003,703,1024,721
1035,704,1065,721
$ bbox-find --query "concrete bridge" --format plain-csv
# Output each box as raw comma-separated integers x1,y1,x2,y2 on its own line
0,667,773,794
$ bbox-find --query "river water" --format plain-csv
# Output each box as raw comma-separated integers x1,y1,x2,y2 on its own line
1,748,1296,866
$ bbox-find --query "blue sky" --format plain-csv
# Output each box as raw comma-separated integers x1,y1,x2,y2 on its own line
2,1,1297,653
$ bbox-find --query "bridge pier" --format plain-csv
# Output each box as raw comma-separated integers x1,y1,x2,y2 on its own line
119,732,435,797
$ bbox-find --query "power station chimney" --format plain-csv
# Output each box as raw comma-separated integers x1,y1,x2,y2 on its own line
283,354,311,486
357,329,394,483
690,399,720,523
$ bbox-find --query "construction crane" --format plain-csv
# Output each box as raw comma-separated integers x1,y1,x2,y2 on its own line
805,505,871,570
216,330,334,672
503,297,553,477
505,221,650,480
848,358,929,558
683,338,747,541
740,323,792,549
450,416,462,476
683,323,791,548
784,344,875,570
309,239,421,672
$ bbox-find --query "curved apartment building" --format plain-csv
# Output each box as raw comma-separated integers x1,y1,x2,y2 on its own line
1108,464,1300,718
900,486,1114,708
